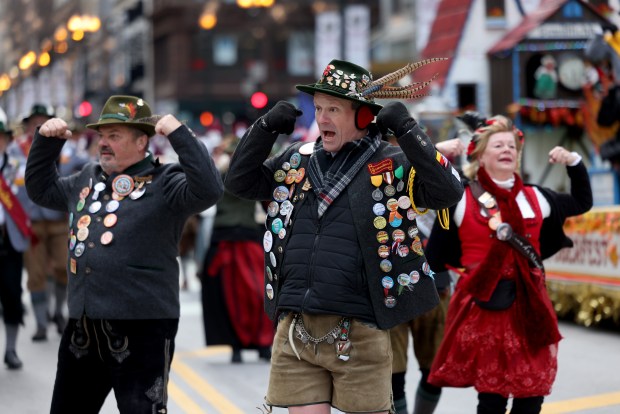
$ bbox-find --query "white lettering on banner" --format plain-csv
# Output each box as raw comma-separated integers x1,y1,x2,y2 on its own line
545,231,620,280
527,23,599,40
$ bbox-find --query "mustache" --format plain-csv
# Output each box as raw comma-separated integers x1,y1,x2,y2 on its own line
99,146,114,155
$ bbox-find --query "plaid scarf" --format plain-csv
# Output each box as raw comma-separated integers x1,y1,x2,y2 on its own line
308,132,380,218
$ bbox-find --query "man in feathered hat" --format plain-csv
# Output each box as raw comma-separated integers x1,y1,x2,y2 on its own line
225,59,463,414
24,95,223,413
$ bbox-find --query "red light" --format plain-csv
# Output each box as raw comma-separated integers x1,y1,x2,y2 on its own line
200,111,214,127
78,101,92,117
250,92,268,109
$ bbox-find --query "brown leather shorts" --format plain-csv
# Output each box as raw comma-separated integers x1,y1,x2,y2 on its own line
266,313,393,413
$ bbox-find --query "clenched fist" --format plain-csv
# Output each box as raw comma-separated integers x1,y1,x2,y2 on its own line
155,114,183,137
39,118,72,139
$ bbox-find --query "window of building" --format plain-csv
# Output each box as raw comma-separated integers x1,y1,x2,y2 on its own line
457,83,477,111
485,0,506,29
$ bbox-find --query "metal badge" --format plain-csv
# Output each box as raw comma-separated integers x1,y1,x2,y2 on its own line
74,242,85,257
397,273,411,286
384,184,396,197
392,229,405,243
77,215,91,229
409,270,420,284
382,276,394,289
274,170,286,183
373,202,386,216
386,198,398,212
397,195,411,210
76,199,85,212
384,295,397,308
372,188,383,201
76,227,89,242
271,218,284,234
266,266,273,282
267,201,279,217
100,231,114,245
106,200,120,213
129,187,146,200
378,245,390,258
376,230,389,244
103,214,117,228
88,201,102,214
112,175,134,197
380,259,393,273
92,182,106,200
263,230,273,252
266,284,274,300
273,186,289,202
290,152,301,169
373,216,387,230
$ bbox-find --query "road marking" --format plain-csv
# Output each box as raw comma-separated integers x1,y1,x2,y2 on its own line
168,380,209,414
172,356,244,414
541,391,620,413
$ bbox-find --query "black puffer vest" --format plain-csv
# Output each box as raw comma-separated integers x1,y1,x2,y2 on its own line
277,186,375,322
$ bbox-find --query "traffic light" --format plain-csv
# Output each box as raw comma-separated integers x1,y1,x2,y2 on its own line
250,92,268,109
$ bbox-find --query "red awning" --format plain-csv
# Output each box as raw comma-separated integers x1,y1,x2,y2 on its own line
415,0,474,88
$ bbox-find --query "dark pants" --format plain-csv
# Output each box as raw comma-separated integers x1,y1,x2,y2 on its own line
50,316,179,414
0,229,24,325
478,393,544,414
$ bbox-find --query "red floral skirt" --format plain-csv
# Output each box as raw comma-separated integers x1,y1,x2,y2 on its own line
428,280,558,398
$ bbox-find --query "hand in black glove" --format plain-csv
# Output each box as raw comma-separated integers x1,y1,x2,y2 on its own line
458,111,487,131
261,101,303,135
376,102,417,137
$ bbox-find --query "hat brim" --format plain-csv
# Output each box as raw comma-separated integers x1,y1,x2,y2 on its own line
86,119,156,137
296,84,383,115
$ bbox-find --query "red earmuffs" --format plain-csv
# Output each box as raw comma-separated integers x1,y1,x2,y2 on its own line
355,105,374,130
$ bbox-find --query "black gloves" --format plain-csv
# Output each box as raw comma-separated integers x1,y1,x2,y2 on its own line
376,102,417,137
260,101,303,135
458,111,487,131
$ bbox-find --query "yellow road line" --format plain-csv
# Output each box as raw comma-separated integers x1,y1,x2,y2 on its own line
172,357,244,414
168,379,210,414
541,391,620,413
175,345,231,359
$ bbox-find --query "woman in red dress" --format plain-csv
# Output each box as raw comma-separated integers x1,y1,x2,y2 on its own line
426,115,592,414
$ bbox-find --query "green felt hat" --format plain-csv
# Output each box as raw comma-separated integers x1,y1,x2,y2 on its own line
86,95,155,137
22,103,54,123
296,59,383,114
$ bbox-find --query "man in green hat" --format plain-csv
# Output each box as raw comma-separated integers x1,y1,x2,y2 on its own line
225,59,464,413
24,95,223,413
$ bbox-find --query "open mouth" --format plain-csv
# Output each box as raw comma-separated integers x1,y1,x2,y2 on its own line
323,131,335,139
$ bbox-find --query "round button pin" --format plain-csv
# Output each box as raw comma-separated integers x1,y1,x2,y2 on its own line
100,231,114,245
88,201,102,214
106,200,120,213
263,231,273,252
77,215,91,229
382,276,394,289
373,202,386,216
76,227,89,242
103,214,117,228
384,295,397,308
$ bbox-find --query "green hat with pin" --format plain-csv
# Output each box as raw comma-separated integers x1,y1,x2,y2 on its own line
86,95,156,137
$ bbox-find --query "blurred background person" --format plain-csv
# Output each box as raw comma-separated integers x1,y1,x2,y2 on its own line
8,103,71,341
0,106,33,369
199,135,273,363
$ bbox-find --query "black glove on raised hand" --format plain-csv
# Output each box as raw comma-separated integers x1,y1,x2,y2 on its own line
260,101,303,135
458,111,487,131
376,102,417,137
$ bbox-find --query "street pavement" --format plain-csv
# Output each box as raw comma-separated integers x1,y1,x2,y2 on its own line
2,274,620,413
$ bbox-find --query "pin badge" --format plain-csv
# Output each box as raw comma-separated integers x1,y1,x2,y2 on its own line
112,175,134,197
263,230,273,252
92,182,106,200
100,231,114,245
